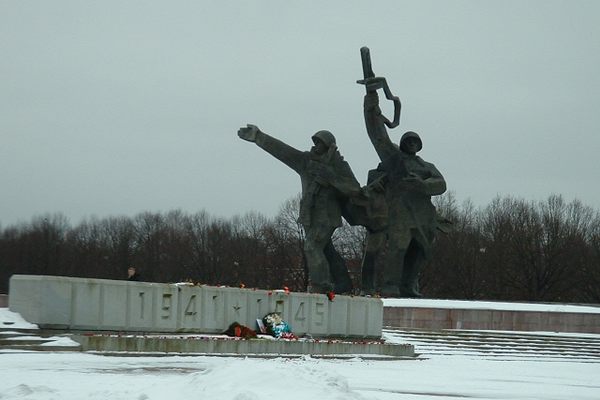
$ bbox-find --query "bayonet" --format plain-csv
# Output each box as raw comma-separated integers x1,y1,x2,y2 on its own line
357,46,401,129
360,46,375,80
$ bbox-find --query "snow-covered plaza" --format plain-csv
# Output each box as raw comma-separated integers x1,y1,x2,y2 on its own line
2,305,599,400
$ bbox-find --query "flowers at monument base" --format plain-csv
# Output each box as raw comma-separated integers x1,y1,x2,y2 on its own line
262,312,297,339
223,322,257,339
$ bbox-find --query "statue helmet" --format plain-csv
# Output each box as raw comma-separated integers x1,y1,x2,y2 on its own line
400,131,422,152
312,130,336,148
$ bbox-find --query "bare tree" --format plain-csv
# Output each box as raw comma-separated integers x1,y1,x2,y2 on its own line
273,194,306,290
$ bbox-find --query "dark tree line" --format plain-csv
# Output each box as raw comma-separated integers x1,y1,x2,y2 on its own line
0,201,308,294
425,193,600,303
1,193,599,303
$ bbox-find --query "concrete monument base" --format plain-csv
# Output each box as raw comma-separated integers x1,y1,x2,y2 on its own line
73,333,414,359
8,275,383,338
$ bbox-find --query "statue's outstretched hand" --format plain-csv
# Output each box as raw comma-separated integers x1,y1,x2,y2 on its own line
238,124,260,142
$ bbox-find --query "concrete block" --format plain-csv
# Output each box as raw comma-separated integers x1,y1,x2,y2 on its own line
201,286,228,333
414,308,435,320
546,313,569,331
432,308,450,321
402,308,419,324
513,312,540,331
366,298,383,337
71,278,102,329
490,310,512,329
382,307,402,326
176,285,204,331
153,284,179,332
449,309,463,328
223,288,250,328
582,314,600,332
347,297,369,337
127,282,156,330
75,334,414,358
289,293,311,335
100,281,129,329
246,290,271,331
382,304,600,334
8,275,383,338
456,309,491,323
328,295,349,336
8,276,44,323
563,313,585,326
9,275,72,328
462,321,491,330
518,323,544,332
309,294,329,336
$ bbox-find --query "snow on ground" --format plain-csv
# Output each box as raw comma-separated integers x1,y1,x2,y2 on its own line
2,308,600,399
1,346,599,400
382,298,600,314
0,308,38,329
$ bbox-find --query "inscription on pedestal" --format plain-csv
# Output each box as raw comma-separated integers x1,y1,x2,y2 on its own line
161,293,172,319
8,275,383,337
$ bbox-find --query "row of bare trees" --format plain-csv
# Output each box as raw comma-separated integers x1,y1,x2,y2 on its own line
425,194,600,303
1,193,599,303
0,197,308,294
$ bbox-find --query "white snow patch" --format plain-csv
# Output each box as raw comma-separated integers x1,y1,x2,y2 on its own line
39,336,81,347
382,298,600,313
0,307,38,329
0,351,598,400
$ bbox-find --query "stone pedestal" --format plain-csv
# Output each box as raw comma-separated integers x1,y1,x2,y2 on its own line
9,275,382,338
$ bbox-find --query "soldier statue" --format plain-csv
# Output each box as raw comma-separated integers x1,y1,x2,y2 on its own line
237,124,361,294
356,47,447,297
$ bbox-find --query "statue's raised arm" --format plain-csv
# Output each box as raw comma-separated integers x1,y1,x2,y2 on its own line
356,47,401,129
356,46,447,298
356,47,403,162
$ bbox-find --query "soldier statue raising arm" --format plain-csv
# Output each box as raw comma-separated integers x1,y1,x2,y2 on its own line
357,47,447,297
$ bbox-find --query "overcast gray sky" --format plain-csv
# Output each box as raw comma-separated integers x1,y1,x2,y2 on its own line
1,1,599,226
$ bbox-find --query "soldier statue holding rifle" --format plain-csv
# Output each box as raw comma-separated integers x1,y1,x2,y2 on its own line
355,47,447,297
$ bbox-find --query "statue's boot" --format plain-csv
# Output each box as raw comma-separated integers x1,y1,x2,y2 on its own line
400,286,422,298
360,251,377,295
325,240,353,294
380,284,401,297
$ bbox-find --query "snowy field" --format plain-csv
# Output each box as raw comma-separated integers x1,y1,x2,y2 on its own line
2,308,600,399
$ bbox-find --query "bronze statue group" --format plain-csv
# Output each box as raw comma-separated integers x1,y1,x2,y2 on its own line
238,48,447,298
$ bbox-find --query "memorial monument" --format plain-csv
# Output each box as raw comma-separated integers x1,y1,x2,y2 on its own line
238,47,447,298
